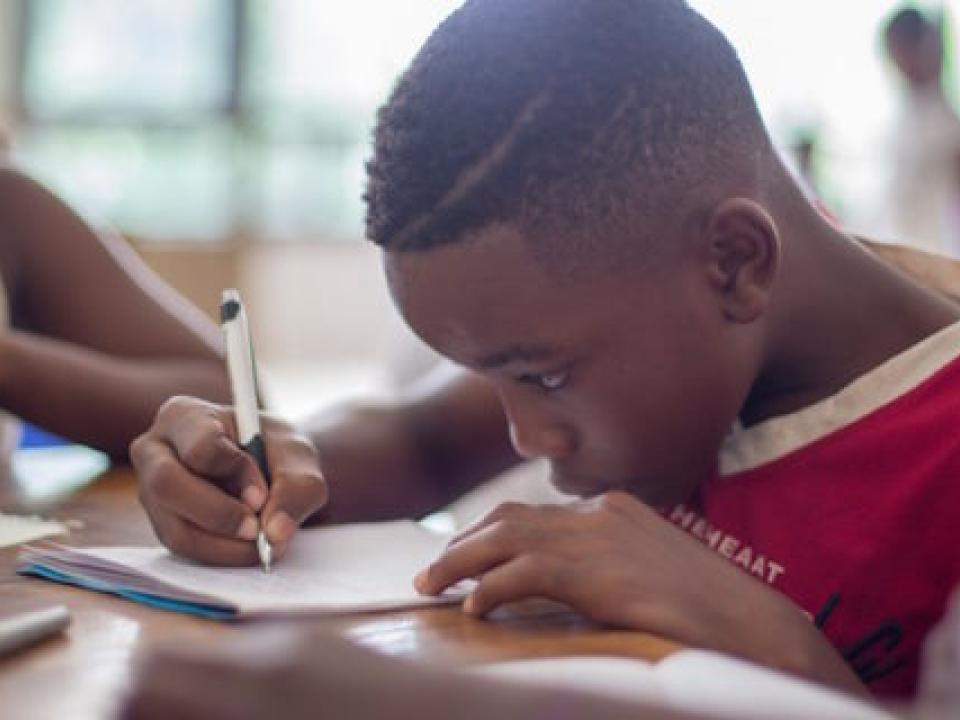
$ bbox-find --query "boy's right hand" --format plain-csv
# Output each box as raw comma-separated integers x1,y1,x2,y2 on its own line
130,396,328,566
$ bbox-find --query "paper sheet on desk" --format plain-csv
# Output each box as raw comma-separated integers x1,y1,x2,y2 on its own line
0,512,67,548
18,520,468,619
473,652,894,720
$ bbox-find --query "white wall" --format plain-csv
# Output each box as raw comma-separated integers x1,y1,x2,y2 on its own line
240,241,395,367
237,241,440,416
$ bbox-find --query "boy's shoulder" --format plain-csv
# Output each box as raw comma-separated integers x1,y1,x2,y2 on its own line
719,316,960,479
860,237,960,305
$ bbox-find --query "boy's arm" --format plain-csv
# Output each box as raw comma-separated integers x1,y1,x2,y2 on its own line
131,368,518,566
304,365,520,523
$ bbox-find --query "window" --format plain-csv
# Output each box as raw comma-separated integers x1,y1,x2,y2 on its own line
22,0,232,122
10,0,960,243
693,0,959,236
11,0,458,242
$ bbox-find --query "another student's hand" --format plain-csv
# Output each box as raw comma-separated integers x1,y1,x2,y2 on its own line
121,629,428,720
130,396,328,566
121,627,684,720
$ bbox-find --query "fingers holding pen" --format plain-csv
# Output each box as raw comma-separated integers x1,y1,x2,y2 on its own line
155,396,268,508
131,397,272,566
258,424,329,551
131,394,331,565
136,441,258,538
134,442,261,566
143,507,262,567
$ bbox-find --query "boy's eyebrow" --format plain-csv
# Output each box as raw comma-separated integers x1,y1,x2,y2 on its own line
474,344,561,370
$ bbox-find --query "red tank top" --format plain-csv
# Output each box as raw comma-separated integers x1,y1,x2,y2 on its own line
665,322,960,698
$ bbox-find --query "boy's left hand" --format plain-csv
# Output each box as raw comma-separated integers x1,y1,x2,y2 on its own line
416,491,752,643
417,493,867,696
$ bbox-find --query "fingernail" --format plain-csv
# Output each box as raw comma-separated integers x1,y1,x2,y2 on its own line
463,595,476,614
237,515,259,541
242,485,266,511
266,511,296,544
414,569,429,593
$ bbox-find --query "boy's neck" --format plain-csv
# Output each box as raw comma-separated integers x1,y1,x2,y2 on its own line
742,219,960,427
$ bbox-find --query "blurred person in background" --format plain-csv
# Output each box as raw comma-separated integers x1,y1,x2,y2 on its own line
883,5,960,256
0,160,231,462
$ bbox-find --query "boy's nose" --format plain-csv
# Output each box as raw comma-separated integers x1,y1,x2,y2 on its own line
507,413,575,461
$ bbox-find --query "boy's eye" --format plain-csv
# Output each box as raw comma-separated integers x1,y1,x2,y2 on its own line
518,370,569,392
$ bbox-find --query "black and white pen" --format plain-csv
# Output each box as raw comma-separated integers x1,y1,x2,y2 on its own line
220,288,273,573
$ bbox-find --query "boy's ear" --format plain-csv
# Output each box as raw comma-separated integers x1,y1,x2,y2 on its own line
701,198,781,324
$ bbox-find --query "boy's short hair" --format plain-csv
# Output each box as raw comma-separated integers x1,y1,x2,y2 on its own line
364,0,770,264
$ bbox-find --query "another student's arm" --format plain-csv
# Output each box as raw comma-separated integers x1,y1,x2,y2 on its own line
0,167,231,459
130,367,519,566
121,629,702,720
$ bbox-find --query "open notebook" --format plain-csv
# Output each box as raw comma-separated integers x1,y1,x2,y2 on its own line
18,520,465,620
474,652,895,720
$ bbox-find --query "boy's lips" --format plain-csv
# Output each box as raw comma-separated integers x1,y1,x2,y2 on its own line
548,470,616,497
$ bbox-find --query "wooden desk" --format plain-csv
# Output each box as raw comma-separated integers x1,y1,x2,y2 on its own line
0,468,678,720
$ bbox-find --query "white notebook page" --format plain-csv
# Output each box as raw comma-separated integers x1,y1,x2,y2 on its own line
474,652,894,720
43,520,464,616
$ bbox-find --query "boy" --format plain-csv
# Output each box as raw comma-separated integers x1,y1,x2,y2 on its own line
131,0,960,700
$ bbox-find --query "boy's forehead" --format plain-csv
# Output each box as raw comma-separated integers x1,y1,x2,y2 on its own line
383,224,612,361
385,224,542,294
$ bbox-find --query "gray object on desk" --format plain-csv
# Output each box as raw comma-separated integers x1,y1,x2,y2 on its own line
0,605,71,657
